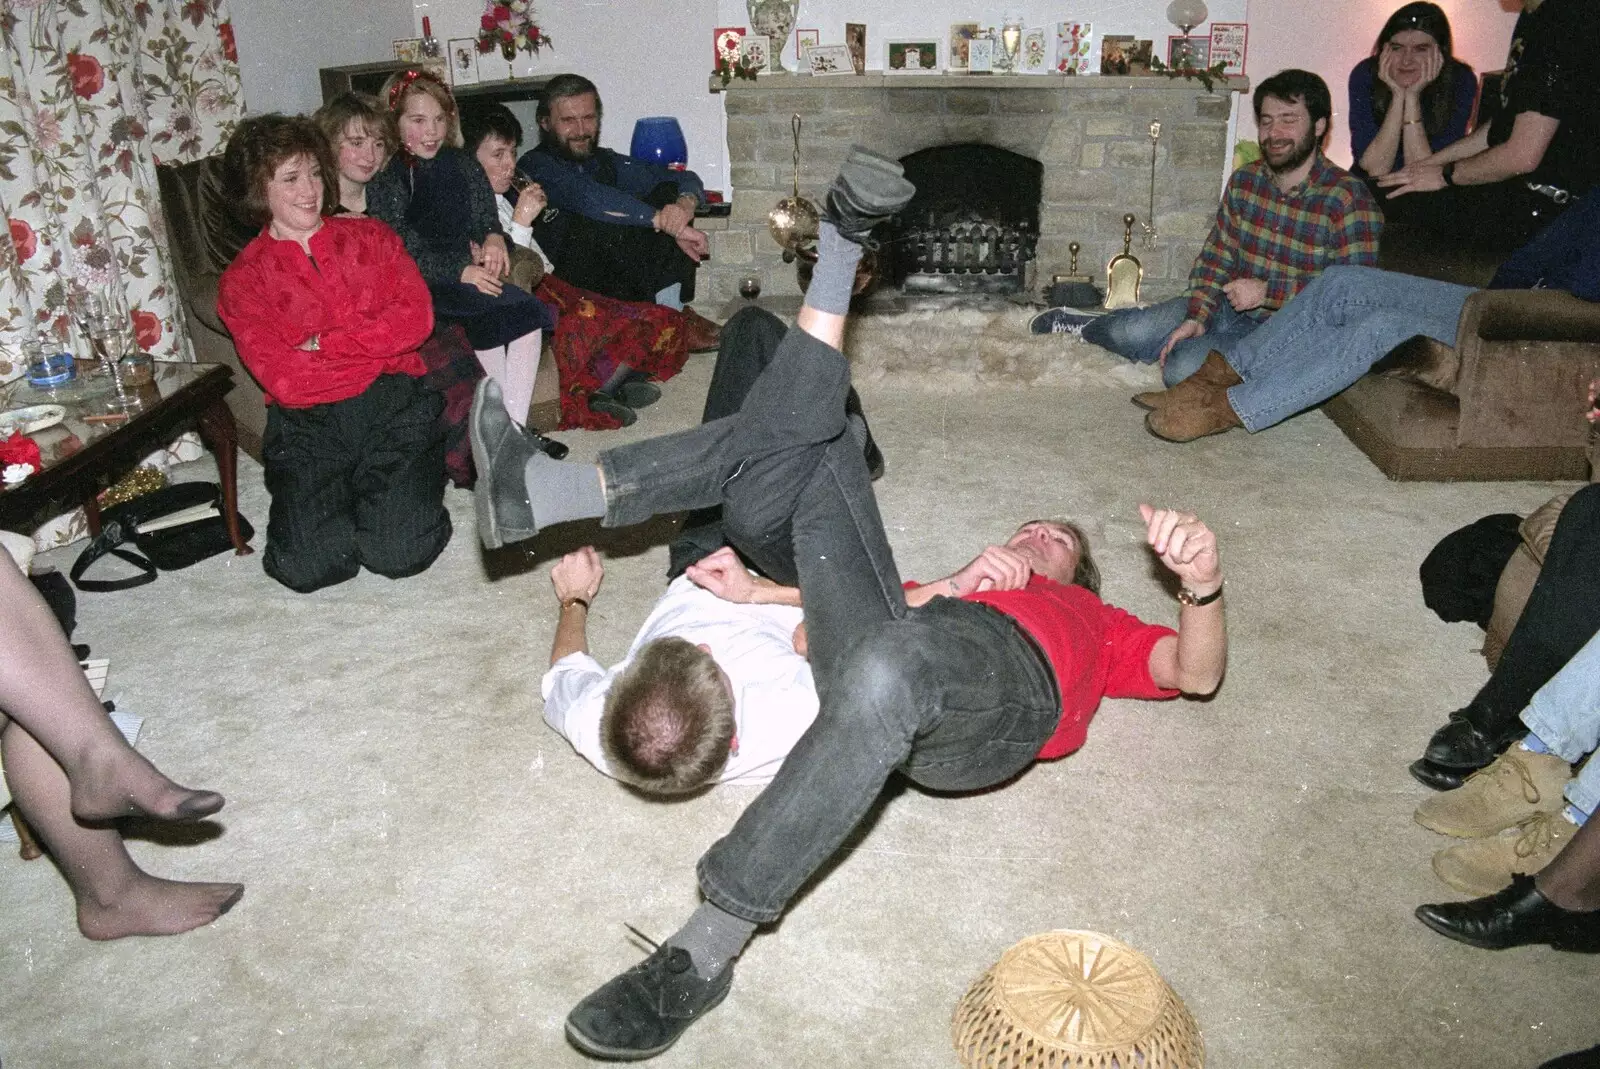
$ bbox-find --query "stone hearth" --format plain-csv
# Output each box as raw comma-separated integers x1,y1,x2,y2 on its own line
705,73,1249,308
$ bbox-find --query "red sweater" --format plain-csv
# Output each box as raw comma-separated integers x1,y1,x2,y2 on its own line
217,216,432,408
967,576,1178,759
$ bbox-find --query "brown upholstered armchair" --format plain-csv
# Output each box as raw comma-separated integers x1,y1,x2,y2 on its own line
1324,288,1600,481
155,156,266,458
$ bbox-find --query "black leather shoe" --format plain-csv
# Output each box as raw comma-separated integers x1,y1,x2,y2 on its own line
588,392,638,427
566,944,733,1060
821,146,916,246
469,377,539,550
617,375,662,410
1415,875,1600,952
1408,758,1467,792
1539,1042,1600,1068
1422,710,1517,771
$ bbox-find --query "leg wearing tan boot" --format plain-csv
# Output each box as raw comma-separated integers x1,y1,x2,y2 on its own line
1133,349,1241,412
1145,352,1244,441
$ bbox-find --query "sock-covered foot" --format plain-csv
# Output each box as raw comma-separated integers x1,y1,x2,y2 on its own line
77,875,243,940
469,377,540,549
668,900,757,980
821,145,916,246
70,747,224,823
523,453,606,531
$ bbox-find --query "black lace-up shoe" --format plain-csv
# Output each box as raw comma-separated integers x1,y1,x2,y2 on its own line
821,146,917,246
565,944,733,1061
1416,875,1600,952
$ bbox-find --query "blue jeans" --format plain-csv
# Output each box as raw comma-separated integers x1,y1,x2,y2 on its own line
1220,265,1474,431
598,323,1061,924
1522,630,1600,817
1082,296,1261,387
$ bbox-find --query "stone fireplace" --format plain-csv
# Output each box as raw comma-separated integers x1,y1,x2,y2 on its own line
704,73,1248,308
891,143,1042,295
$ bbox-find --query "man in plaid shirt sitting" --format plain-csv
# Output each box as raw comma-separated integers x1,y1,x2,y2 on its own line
1077,69,1383,442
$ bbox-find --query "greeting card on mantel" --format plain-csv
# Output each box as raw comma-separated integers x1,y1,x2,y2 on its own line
1055,22,1097,75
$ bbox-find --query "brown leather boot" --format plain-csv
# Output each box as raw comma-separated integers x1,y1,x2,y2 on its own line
1144,382,1243,442
680,307,722,353
1131,386,1169,410
1132,349,1240,412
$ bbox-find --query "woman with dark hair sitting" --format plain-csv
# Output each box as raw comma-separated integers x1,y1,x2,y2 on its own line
366,70,555,437
459,102,698,430
311,92,394,217
217,114,451,593
1349,3,1476,183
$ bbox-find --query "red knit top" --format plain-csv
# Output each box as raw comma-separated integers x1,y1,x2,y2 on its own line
217,216,432,408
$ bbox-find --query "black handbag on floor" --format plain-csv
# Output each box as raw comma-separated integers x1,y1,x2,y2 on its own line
71,482,251,592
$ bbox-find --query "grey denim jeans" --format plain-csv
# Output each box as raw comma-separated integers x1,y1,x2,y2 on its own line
597,323,1060,923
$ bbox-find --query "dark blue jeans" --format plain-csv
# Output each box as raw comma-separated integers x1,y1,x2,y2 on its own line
598,324,1060,923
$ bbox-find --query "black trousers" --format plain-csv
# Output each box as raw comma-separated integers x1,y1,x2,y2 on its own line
262,374,452,593
541,182,698,304
1463,484,1600,738
665,306,871,579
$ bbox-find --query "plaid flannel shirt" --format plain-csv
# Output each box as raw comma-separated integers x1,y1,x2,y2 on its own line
1185,153,1382,327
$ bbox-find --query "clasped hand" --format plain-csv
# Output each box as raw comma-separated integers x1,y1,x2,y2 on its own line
685,546,758,603
1140,504,1221,593
552,547,605,604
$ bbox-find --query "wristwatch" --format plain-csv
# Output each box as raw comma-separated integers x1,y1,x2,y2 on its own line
1176,583,1223,607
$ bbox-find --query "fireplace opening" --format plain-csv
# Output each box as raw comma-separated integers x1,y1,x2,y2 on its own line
887,144,1042,295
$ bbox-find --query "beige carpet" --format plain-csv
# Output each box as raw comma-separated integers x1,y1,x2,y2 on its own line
1,308,1594,1068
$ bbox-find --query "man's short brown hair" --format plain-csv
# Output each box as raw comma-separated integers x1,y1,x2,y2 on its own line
222,113,338,227
601,637,735,795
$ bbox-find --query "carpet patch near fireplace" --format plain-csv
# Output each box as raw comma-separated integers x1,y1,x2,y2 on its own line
842,305,1161,392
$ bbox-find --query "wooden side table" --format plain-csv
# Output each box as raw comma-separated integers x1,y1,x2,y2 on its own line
0,363,253,555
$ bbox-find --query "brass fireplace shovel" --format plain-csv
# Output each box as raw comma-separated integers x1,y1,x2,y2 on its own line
768,113,819,260
1104,213,1144,309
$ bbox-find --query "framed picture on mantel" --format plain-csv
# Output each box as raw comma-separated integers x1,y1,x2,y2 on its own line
447,39,478,86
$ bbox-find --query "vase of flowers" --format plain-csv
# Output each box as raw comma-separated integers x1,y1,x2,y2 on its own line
477,0,551,80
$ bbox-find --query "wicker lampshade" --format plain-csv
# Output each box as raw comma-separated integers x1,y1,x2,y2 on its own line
951,930,1203,1069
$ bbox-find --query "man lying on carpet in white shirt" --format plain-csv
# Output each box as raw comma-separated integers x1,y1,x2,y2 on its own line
540,545,818,792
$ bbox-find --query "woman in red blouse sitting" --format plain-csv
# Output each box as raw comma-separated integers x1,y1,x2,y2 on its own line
217,114,451,593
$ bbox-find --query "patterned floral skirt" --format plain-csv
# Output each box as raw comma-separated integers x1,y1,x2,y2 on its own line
535,275,693,430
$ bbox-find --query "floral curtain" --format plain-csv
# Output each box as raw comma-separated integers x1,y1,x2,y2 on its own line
0,0,243,386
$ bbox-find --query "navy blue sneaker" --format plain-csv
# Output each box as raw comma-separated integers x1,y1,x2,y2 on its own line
1029,307,1105,336
565,944,733,1061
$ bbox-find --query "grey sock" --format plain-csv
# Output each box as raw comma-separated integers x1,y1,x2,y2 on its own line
804,221,863,317
668,901,757,980
523,454,606,530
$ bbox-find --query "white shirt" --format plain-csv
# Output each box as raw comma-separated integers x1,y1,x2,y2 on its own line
541,576,818,786
496,196,555,273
